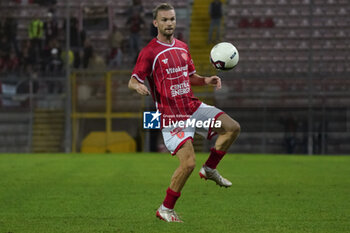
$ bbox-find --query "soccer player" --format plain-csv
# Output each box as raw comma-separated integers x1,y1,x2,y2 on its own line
128,3,240,222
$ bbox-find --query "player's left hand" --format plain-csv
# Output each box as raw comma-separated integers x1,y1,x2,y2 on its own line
204,76,222,90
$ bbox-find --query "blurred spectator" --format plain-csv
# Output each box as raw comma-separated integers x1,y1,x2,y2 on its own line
41,39,53,72
0,37,11,73
127,12,144,62
4,17,19,56
0,15,5,39
61,48,74,67
47,47,63,93
64,17,86,68
0,36,10,59
44,12,59,46
19,40,37,75
90,53,106,70
0,58,5,74
208,0,222,44
0,18,20,75
28,17,44,60
0,57,4,72
108,25,124,68
83,39,93,69
127,0,144,17
283,116,297,154
42,39,62,74
313,121,327,154
150,22,157,38
5,50,20,73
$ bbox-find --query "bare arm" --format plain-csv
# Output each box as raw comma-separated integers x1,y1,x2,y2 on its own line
128,76,150,96
189,73,222,90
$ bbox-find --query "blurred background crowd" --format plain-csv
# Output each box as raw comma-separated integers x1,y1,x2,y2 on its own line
0,0,349,154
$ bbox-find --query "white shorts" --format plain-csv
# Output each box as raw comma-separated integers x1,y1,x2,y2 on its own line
161,103,224,155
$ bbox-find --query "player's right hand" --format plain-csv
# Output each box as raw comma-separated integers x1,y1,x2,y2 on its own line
136,84,151,96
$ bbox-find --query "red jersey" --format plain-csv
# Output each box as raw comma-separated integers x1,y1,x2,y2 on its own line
132,38,202,123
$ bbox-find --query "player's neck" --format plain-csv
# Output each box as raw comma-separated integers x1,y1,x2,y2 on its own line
157,35,174,45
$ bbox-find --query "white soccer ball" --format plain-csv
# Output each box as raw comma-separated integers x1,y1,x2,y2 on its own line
210,42,239,70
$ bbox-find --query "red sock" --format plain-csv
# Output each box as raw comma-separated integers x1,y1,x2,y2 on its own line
163,187,181,209
205,148,226,169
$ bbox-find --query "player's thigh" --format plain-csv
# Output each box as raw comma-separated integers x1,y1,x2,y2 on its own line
213,113,240,135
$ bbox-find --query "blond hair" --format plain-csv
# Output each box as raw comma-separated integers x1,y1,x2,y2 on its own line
152,3,175,19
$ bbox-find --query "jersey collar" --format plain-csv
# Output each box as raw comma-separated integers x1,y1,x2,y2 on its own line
156,39,176,47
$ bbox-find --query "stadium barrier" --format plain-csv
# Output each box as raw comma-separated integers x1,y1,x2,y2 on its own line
71,70,143,153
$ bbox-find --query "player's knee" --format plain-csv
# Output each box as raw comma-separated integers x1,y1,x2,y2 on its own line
183,155,196,172
225,120,241,137
186,158,196,172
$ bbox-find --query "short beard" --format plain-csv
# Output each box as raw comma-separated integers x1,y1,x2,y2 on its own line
161,30,174,38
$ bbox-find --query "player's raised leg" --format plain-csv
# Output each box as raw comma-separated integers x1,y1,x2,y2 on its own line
157,140,196,222
199,113,240,187
212,114,240,152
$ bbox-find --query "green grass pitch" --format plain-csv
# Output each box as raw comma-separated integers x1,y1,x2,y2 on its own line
0,153,349,233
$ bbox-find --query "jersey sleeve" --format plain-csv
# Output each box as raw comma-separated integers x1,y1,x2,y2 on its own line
131,48,152,83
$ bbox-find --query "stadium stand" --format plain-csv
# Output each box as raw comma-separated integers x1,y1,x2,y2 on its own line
0,111,31,153
0,0,349,154
225,0,349,76
32,109,64,152
0,0,192,152
220,0,350,154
